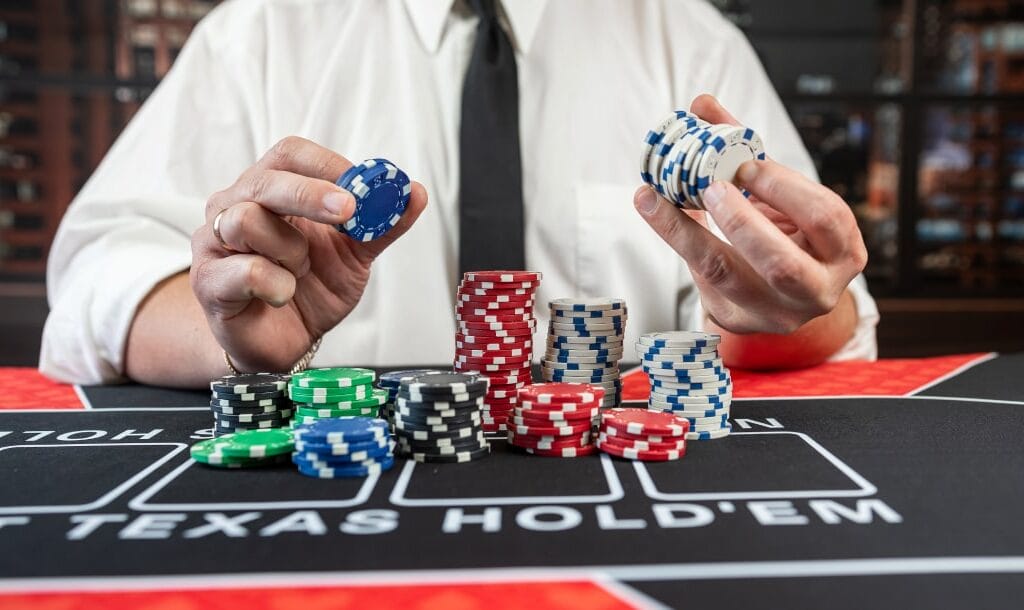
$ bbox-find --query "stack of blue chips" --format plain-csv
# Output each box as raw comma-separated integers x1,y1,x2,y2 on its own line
636,331,733,441
291,417,395,479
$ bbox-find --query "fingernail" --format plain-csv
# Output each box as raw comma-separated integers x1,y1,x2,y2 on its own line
323,190,351,216
736,160,759,185
637,187,660,215
703,182,727,211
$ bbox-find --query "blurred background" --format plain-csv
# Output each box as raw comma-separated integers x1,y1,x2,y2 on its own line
1,0,1023,366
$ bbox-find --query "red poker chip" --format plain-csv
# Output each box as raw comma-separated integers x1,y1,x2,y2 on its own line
517,382,604,404
455,312,534,323
513,414,596,429
458,319,536,331
460,279,539,291
600,426,681,444
456,305,536,316
597,439,686,461
480,423,508,433
458,283,537,296
455,347,531,359
597,432,686,452
507,431,593,449
454,361,531,375
517,398,601,413
454,354,532,366
487,373,533,386
455,334,532,347
458,311,536,321
455,326,535,337
457,293,535,305
509,419,592,436
600,408,690,437
463,270,543,283
523,444,598,458
487,381,527,392
513,406,598,422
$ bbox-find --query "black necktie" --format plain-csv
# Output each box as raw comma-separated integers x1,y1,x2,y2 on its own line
458,0,525,277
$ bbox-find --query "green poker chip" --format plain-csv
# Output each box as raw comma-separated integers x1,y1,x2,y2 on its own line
288,387,388,406
194,428,295,459
294,405,379,419
291,367,376,389
191,450,291,468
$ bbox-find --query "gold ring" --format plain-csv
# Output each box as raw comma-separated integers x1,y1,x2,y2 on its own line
212,209,236,252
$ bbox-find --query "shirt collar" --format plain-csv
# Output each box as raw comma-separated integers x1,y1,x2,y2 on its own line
404,0,549,55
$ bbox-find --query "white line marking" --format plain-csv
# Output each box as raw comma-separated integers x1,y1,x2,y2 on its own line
0,443,187,515
72,385,93,410
128,458,380,511
905,352,998,396
632,431,876,502
2,557,1024,592
592,575,673,610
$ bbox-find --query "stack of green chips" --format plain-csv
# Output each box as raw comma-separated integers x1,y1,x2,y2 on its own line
288,367,387,425
189,428,295,469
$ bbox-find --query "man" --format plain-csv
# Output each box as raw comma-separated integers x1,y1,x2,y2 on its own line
41,0,877,387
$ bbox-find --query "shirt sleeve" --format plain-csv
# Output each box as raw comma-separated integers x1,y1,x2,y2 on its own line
39,4,266,384
681,21,879,361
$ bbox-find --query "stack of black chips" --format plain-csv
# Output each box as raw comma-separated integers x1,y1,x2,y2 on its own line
394,372,492,463
208,373,294,436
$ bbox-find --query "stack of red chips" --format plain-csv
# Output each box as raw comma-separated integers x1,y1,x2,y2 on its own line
596,407,689,461
454,271,542,432
507,382,602,457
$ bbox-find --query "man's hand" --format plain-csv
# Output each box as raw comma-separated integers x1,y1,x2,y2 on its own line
634,95,867,340
190,136,427,373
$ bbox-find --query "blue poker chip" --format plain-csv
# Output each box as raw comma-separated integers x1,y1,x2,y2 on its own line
292,441,393,464
294,435,390,454
335,158,411,242
294,453,395,479
293,417,389,444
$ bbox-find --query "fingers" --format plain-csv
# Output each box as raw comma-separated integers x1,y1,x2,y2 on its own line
215,202,310,277
209,168,355,225
633,186,763,305
735,159,859,262
702,181,826,302
192,252,297,316
258,135,353,182
690,94,740,126
351,180,430,263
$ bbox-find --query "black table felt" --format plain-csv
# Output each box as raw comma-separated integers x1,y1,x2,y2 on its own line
2,358,1023,609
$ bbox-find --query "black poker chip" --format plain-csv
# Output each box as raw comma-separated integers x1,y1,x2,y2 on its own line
209,373,289,395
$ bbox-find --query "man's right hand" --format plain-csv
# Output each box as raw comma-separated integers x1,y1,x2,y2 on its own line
190,136,428,373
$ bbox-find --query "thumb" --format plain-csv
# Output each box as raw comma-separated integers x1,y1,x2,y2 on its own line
690,94,740,126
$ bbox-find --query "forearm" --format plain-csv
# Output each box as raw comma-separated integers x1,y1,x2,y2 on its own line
125,272,226,388
709,288,858,370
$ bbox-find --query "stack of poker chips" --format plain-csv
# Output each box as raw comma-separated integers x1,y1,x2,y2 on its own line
376,369,445,428
453,270,542,432
636,331,732,440
507,382,602,458
335,158,411,241
292,418,394,479
208,373,294,436
596,407,689,462
190,428,295,469
542,298,626,407
287,367,388,426
394,372,491,463
640,110,765,211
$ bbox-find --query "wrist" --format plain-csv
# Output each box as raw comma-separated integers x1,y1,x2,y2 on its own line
224,337,322,375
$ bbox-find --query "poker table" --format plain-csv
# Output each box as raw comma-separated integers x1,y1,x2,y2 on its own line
1,352,1022,609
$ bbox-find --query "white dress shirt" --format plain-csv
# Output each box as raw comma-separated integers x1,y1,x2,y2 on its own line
41,0,879,384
